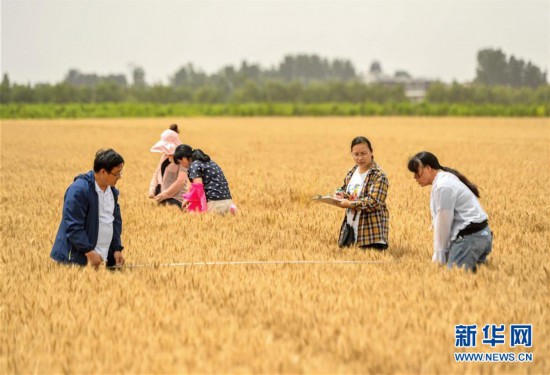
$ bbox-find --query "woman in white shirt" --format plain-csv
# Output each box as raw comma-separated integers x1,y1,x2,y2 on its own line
407,151,492,271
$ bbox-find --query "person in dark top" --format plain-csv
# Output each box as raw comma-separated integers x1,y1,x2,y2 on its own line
50,149,125,269
174,144,235,214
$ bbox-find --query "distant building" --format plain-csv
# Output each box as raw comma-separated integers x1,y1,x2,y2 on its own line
364,61,434,102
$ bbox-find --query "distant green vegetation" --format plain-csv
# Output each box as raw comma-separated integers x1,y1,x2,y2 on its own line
1,50,548,118
1,102,547,119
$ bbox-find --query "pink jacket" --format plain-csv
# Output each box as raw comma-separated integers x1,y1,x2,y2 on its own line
183,183,207,212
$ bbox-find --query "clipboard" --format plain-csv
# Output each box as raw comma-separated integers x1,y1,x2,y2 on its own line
312,195,343,207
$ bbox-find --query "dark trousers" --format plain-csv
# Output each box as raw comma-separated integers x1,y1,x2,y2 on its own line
360,243,388,251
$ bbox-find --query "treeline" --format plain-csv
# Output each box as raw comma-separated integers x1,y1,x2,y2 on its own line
475,48,547,88
426,83,549,105
0,51,547,117
1,76,548,106
0,54,361,104
0,54,375,104
0,79,406,104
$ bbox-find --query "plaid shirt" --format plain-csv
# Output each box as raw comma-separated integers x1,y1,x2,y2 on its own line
338,161,390,247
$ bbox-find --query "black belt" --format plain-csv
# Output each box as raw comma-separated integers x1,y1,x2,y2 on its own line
457,220,488,237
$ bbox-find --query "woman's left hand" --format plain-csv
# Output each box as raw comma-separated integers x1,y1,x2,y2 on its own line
154,194,166,202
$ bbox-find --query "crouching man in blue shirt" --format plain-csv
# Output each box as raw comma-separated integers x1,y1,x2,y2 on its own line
51,149,125,269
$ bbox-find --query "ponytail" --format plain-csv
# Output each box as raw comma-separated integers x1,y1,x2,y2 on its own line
191,149,210,162
408,151,480,197
440,166,479,198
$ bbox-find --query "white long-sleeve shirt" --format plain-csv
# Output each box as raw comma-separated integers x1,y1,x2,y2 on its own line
430,171,488,264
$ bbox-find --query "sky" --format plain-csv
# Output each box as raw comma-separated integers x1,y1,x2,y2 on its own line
1,0,548,85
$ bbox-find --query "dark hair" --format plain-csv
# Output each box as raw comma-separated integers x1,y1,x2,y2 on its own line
93,148,124,173
169,124,179,133
351,136,373,152
407,151,480,197
174,144,210,164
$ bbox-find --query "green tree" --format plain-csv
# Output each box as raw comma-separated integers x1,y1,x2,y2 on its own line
276,54,356,83
347,81,370,102
50,83,80,103
302,82,330,103
145,85,177,103
475,48,547,87
238,61,261,82
232,80,263,102
524,62,546,88
425,82,448,103
507,56,525,87
11,83,35,103
331,59,356,81
193,86,224,103
95,81,125,102
173,86,193,102
264,80,289,102
132,66,146,87
448,82,469,103
0,73,11,103
475,48,508,86
172,64,208,89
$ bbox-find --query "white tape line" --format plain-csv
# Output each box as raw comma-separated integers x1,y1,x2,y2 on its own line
120,260,410,269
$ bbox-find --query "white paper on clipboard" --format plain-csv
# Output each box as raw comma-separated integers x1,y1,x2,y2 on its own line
312,195,343,207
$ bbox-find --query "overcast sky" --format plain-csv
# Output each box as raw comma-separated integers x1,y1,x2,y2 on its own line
1,0,548,85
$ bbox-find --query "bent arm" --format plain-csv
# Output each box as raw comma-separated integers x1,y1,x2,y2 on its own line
431,186,455,264
433,208,453,264
336,168,355,198
160,169,189,200
355,174,389,212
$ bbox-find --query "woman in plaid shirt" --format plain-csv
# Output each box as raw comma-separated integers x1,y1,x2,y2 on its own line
336,136,390,250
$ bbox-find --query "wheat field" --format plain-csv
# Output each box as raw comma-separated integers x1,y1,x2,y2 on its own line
1,117,549,374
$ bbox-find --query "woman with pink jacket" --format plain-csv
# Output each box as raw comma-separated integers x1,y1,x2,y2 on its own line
148,124,189,209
